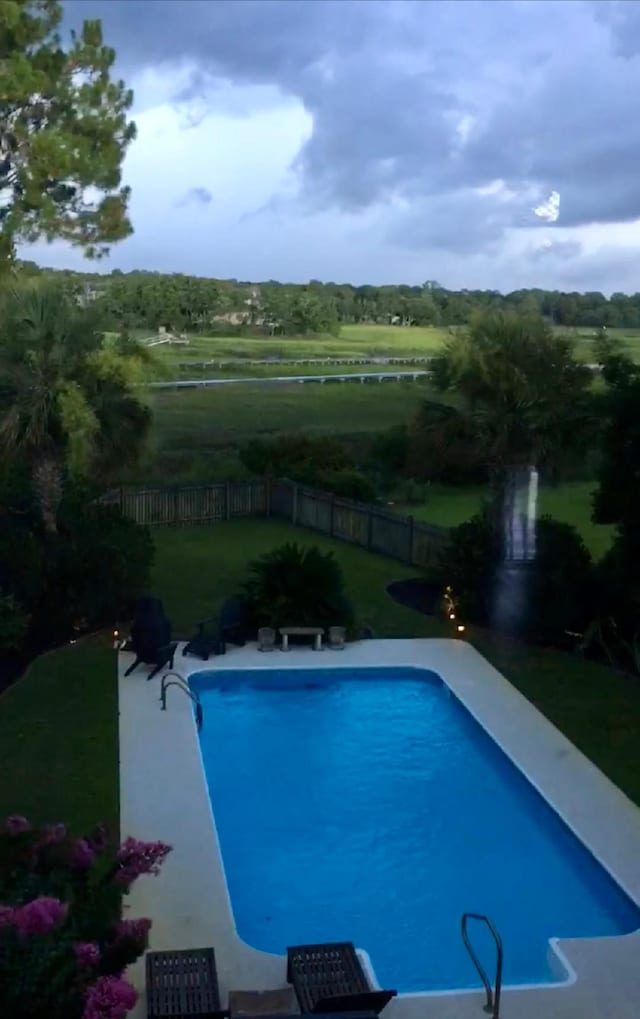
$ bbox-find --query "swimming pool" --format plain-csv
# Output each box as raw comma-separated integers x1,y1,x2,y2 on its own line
192,666,639,993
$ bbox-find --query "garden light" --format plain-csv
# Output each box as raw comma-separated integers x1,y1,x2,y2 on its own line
457,624,465,634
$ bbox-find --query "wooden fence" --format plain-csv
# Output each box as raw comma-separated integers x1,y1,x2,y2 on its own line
102,479,448,570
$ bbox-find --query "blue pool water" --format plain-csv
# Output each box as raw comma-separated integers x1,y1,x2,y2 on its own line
192,667,639,992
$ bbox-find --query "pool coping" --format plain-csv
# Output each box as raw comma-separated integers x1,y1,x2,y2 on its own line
119,639,640,1019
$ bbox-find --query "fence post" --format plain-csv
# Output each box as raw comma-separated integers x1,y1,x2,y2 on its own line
292,482,299,526
225,482,231,521
172,486,179,526
329,494,335,537
367,507,374,551
407,514,415,564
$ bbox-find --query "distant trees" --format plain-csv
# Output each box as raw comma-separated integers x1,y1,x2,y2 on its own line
94,272,233,333
14,262,640,332
261,288,340,336
0,1,135,271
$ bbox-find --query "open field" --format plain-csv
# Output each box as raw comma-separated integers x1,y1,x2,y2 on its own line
127,380,428,484
398,480,615,560
140,323,640,378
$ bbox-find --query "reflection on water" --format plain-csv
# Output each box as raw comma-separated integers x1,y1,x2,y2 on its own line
503,465,538,562
492,466,538,633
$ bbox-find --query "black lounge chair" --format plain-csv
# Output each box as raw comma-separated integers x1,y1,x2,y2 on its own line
287,942,397,1015
183,598,249,660
146,946,229,1019
124,597,177,680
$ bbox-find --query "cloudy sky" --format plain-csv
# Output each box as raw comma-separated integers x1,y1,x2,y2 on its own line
24,0,640,292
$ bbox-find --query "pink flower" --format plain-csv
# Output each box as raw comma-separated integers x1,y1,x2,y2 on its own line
115,917,152,943
113,838,171,887
71,837,96,871
74,942,101,969
83,976,138,1019
0,904,14,926
12,896,68,937
5,815,31,835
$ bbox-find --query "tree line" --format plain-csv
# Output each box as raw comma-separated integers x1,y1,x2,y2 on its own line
17,264,640,333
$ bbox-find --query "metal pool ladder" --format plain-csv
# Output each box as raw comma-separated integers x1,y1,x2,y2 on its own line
461,913,503,1019
160,672,203,731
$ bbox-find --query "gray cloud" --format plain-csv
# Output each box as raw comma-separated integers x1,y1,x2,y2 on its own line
176,186,213,208
527,241,584,264
56,0,640,280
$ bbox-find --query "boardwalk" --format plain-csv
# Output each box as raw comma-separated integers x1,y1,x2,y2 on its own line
144,370,432,390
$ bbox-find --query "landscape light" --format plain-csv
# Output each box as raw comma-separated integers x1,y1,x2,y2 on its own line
113,628,120,649
449,612,456,620
457,624,465,634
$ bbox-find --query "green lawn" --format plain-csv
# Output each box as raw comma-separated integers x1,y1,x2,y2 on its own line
2,517,638,835
0,636,118,833
399,480,615,560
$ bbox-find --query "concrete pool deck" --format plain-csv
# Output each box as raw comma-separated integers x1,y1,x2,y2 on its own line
119,638,640,1019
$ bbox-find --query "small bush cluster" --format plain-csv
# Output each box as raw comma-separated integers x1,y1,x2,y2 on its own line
0,482,154,655
239,435,375,502
243,542,354,632
440,509,594,644
0,815,171,1019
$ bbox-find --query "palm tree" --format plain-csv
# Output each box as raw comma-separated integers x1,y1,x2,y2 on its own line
0,281,152,532
428,310,597,486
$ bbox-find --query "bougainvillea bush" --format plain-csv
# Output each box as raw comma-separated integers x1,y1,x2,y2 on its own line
0,815,171,1019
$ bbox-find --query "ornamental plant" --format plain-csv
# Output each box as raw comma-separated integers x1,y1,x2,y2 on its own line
0,815,171,1019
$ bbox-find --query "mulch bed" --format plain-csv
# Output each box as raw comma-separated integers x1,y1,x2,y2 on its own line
386,577,443,617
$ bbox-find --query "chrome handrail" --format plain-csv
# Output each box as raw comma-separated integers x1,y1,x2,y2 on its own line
461,913,503,1018
160,672,203,730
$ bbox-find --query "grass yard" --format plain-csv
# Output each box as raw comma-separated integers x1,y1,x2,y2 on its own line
0,635,118,833
399,480,615,560
1,518,639,836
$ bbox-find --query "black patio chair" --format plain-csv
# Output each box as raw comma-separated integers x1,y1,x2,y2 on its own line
124,596,177,680
146,946,229,1019
287,942,397,1015
183,598,249,660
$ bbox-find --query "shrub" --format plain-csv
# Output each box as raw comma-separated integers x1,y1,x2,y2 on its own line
239,434,351,480
0,816,171,1019
315,469,376,502
583,527,640,674
243,542,354,631
370,425,409,479
440,507,594,644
